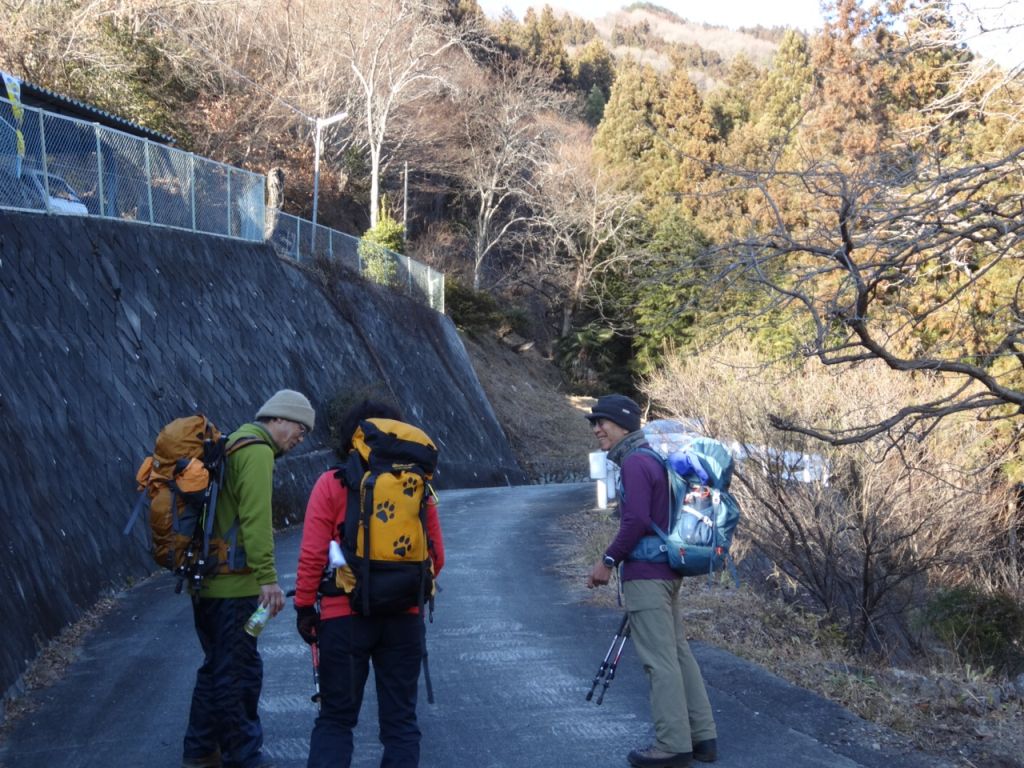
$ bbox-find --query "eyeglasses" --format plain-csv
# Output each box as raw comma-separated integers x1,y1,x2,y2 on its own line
278,418,307,436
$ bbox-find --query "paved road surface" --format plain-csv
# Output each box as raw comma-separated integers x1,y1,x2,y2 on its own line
0,483,946,768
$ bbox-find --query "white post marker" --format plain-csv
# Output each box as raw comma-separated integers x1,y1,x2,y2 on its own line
606,460,618,500
589,451,608,509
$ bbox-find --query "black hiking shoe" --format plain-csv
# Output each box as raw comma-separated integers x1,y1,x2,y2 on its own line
627,745,692,768
181,751,221,768
693,738,717,763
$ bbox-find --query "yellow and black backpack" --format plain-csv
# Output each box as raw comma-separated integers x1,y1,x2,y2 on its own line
124,414,266,593
337,417,439,616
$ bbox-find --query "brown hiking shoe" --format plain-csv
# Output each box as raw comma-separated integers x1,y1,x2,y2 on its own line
627,745,692,768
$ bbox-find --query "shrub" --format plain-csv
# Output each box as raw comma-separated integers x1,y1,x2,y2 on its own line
359,241,398,287
645,344,1014,657
445,280,504,337
925,586,1024,677
359,201,403,287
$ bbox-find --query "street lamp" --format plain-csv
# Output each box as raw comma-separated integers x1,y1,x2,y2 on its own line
311,110,348,252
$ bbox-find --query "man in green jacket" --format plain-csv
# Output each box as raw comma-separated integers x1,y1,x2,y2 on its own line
183,389,316,768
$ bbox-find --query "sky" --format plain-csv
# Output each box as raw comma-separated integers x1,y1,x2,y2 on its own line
477,0,1021,69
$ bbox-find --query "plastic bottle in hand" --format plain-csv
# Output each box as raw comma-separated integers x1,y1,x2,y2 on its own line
244,604,271,637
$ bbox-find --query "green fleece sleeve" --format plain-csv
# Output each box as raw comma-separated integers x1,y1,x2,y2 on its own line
229,442,278,585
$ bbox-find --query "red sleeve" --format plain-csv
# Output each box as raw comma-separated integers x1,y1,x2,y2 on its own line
294,471,345,608
426,495,444,575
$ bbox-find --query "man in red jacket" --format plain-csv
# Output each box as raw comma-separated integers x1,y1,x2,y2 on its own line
293,400,444,768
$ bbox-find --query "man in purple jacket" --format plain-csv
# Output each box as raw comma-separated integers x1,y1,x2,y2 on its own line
586,394,718,768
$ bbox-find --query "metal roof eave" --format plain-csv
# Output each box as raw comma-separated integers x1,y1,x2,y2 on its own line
17,79,176,146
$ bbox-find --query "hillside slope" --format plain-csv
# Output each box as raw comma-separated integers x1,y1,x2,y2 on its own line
459,331,597,483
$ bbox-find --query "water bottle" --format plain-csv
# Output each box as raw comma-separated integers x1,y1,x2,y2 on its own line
328,540,346,568
244,604,271,637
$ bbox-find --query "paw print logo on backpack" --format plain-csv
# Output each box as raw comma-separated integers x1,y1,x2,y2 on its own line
402,477,419,497
392,534,412,557
375,500,396,523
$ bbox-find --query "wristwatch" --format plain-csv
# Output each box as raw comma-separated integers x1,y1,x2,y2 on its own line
602,554,616,569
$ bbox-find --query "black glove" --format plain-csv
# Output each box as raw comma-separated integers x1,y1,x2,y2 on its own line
295,605,319,645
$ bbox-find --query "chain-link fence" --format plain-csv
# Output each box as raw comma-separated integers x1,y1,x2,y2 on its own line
1,98,263,239
1,95,444,312
267,210,444,312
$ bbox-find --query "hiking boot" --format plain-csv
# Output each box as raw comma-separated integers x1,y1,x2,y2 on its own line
627,745,692,768
181,752,221,768
693,738,717,763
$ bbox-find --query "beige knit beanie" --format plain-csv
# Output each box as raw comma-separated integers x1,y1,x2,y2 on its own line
255,389,315,431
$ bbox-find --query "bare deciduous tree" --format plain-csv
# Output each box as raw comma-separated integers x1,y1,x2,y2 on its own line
691,1,1024,447
531,120,642,337
449,60,567,290
904,0,1023,122
333,0,480,228
707,142,1024,445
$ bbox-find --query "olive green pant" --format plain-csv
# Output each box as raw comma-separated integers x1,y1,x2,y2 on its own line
623,579,717,754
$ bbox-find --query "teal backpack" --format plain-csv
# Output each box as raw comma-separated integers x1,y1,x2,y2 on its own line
628,423,742,584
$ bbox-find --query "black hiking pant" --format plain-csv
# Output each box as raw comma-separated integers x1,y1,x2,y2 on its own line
307,613,424,768
184,595,265,768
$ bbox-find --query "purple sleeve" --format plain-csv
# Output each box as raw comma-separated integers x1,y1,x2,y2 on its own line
604,452,668,563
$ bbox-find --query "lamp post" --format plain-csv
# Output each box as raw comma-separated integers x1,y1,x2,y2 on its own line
311,110,348,253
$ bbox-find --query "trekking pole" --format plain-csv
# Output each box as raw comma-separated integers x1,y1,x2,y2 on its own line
586,613,629,703
310,641,322,710
596,619,630,705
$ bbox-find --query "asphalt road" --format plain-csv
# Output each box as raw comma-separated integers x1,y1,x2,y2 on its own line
0,483,947,768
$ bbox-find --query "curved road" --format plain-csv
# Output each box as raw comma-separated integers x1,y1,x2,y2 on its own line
0,483,946,768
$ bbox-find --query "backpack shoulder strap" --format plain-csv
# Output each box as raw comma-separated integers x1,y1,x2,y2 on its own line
225,435,270,456
634,447,688,540
210,435,272,569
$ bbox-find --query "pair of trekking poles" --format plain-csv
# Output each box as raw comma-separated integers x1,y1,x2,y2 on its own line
585,613,630,705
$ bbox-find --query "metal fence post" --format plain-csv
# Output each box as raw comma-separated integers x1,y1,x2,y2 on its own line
144,141,154,223
226,167,233,236
37,109,51,212
93,124,105,217
190,154,197,233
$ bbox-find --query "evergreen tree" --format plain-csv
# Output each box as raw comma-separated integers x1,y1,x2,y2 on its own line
520,5,572,85
583,84,607,127
757,30,813,143
706,54,761,141
647,59,717,215
571,38,615,102
629,206,709,376
593,60,662,189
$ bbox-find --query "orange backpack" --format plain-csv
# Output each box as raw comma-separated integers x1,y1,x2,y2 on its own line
125,414,266,592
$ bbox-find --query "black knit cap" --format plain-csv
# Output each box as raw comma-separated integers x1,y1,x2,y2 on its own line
585,394,642,433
